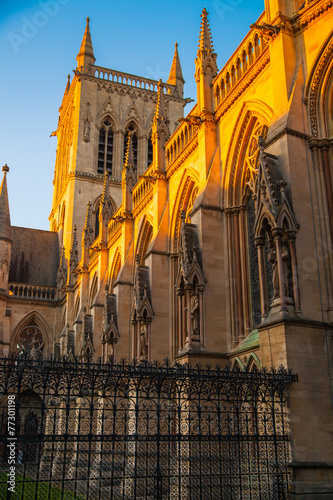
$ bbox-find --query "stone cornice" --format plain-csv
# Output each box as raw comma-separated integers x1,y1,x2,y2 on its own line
72,170,121,184
293,0,333,32
144,249,170,259
265,127,311,147
191,203,224,218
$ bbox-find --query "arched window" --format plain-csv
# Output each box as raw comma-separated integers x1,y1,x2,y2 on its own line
15,319,44,357
124,123,138,167
98,119,114,175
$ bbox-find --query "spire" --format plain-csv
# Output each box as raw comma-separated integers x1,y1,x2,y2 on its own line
196,8,218,77
167,43,185,98
0,165,12,241
76,17,96,73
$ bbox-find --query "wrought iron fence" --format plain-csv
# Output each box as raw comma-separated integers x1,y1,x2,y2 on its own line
0,356,297,499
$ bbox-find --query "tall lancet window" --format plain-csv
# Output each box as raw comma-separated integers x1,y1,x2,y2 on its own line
98,119,114,175
147,131,153,168
124,123,138,167
247,196,261,327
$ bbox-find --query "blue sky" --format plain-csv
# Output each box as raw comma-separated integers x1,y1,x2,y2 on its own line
0,0,264,230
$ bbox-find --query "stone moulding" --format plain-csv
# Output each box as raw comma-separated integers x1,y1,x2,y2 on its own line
306,36,333,138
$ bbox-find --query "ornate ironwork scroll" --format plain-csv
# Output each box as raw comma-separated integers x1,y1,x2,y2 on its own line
0,356,297,499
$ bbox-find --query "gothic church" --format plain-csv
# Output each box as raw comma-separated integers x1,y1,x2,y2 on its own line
0,0,333,496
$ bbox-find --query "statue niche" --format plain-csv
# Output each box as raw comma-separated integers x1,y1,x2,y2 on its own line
190,286,200,340
176,212,206,352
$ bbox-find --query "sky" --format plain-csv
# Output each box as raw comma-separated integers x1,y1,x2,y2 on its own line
0,0,264,231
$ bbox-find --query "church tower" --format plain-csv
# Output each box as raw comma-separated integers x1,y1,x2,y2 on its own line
49,18,188,260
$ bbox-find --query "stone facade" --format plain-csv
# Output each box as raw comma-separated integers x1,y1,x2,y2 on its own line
1,1,332,496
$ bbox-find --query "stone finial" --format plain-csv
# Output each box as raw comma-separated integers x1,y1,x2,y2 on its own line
2,164,9,173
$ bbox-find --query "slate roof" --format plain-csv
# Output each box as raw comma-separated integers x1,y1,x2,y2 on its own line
9,227,59,287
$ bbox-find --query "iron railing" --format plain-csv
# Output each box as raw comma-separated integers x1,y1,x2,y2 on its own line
0,356,297,499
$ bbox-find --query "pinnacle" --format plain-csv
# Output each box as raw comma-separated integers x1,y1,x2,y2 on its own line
77,16,96,67
198,7,215,54
65,74,71,94
83,201,92,232
101,170,110,203
168,42,184,86
124,132,135,169
154,80,167,121
0,164,11,241
69,225,78,267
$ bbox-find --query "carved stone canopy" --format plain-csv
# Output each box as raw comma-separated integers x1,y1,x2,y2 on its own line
132,256,154,318
177,216,206,287
254,136,299,237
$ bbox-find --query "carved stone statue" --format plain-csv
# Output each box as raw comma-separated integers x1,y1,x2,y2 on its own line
281,244,291,298
83,119,90,142
268,248,279,299
190,292,200,336
140,323,148,360
268,242,291,301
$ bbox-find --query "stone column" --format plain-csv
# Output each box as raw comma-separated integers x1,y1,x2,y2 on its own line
225,208,237,346
239,206,250,334
177,289,183,351
185,285,192,346
131,319,137,360
321,140,333,243
198,286,204,347
255,236,268,318
287,230,301,313
272,228,287,311
137,316,142,360
182,293,186,347
147,318,152,362
234,208,244,340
